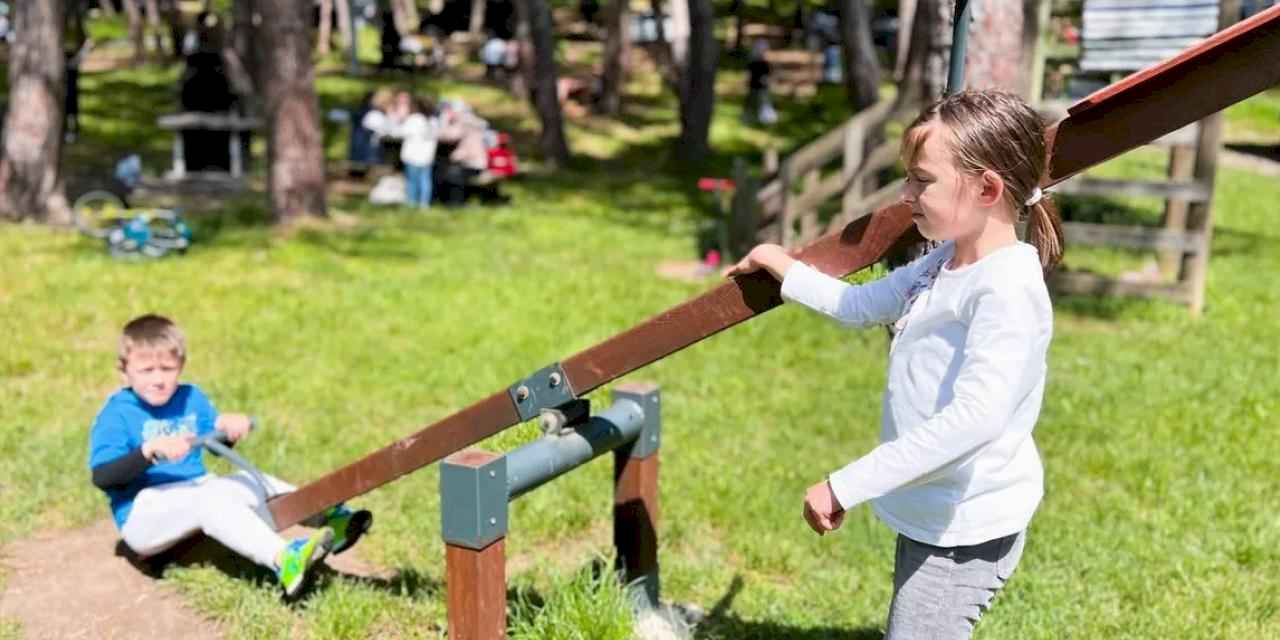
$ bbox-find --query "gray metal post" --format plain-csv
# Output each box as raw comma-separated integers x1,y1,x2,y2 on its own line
947,0,974,95
440,451,509,550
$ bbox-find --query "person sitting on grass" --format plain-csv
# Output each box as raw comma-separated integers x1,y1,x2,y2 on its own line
88,314,373,598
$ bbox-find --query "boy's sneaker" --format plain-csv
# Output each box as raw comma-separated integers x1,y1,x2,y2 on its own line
323,504,373,555
277,528,334,597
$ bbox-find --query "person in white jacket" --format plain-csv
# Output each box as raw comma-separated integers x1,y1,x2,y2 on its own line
388,93,441,208
724,90,1064,640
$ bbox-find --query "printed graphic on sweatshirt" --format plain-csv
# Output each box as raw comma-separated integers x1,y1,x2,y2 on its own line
893,253,946,336
140,413,198,444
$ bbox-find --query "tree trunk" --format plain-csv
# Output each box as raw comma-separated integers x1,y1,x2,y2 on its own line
837,0,880,112
335,0,354,49
677,0,717,165
896,0,1028,112
967,0,1027,94
598,0,630,115
256,0,328,222
0,0,70,224
648,0,679,91
510,0,533,99
318,0,334,54
122,0,145,62
668,0,689,72
160,0,183,59
469,0,487,37
391,0,419,35
97,0,117,17
226,0,259,98
894,0,915,79
144,0,164,55
893,0,943,114
69,0,89,51
731,0,744,53
523,0,570,166
1022,0,1050,102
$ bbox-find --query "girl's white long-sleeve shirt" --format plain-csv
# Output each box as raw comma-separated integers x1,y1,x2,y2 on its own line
392,113,440,167
780,241,1052,546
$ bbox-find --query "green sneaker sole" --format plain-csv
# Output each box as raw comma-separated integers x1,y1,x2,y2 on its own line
332,510,373,556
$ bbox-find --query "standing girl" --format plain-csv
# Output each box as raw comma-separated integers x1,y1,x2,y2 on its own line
725,90,1064,639
393,96,441,209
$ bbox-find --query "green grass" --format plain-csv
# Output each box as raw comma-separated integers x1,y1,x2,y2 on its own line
1,47,1279,639
1225,87,1280,144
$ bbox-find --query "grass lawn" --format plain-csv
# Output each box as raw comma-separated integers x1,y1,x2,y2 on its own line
0,42,1278,639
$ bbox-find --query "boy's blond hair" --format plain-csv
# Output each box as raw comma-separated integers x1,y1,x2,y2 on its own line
118,314,186,368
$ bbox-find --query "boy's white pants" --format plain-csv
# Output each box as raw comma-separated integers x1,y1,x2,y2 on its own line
120,471,296,569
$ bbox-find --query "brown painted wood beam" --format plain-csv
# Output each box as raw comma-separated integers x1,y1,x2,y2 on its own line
1045,4,1280,185
266,7,1280,529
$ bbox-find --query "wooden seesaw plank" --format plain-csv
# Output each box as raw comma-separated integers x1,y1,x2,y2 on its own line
266,207,919,529
267,6,1280,529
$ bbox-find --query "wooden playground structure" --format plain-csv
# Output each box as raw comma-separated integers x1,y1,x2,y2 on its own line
248,6,1280,638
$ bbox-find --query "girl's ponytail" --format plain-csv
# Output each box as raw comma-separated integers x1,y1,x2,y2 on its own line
1026,196,1064,273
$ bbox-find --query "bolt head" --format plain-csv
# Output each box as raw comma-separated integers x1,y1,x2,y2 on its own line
489,517,497,526
516,385,530,401
549,372,562,387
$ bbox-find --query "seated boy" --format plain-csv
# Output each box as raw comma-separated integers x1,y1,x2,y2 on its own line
88,314,372,597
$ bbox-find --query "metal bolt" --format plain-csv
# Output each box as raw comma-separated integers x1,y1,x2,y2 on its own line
516,385,530,402
488,470,496,478
549,372,562,387
650,435,658,443
489,517,497,526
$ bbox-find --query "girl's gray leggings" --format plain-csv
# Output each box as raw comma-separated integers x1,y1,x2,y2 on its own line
885,530,1026,640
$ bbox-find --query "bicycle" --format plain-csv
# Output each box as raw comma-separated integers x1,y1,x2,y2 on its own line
72,189,193,259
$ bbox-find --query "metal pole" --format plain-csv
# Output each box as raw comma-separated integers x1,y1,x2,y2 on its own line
505,397,647,500
946,0,973,95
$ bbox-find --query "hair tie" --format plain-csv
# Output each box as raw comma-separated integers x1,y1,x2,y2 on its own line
1025,187,1044,207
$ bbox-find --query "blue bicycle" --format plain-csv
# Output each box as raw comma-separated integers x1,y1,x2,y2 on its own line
72,189,193,259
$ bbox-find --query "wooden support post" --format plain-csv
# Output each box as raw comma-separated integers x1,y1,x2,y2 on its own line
842,120,865,222
1180,111,1223,317
1159,143,1196,278
1179,0,1237,316
779,162,795,247
171,132,185,179
441,450,509,640
800,168,821,242
446,540,507,640
613,383,661,609
229,131,244,178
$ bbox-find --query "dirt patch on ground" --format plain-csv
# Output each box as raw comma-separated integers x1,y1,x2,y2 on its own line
0,520,392,640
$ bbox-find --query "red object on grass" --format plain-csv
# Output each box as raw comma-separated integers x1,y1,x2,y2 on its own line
697,178,735,192
487,146,517,178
